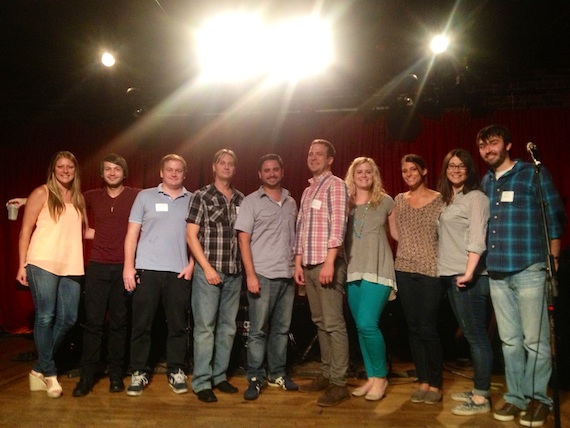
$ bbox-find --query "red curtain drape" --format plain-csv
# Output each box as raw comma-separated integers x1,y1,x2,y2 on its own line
2,107,569,333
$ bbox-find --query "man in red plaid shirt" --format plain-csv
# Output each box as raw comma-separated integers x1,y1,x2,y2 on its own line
294,139,350,407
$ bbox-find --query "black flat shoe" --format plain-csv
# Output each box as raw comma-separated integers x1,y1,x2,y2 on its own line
195,389,218,403
109,377,125,393
72,378,93,397
215,380,238,393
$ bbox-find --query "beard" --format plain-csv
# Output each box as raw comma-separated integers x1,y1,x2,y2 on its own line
486,150,509,169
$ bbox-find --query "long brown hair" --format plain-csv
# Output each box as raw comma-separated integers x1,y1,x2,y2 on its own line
46,151,84,221
438,148,482,205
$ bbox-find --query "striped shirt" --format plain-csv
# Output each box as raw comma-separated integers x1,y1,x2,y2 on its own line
186,183,244,274
482,160,566,273
295,171,348,266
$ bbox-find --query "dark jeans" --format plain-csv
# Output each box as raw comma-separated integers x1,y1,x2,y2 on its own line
396,271,444,389
444,275,493,397
130,270,191,374
80,262,129,380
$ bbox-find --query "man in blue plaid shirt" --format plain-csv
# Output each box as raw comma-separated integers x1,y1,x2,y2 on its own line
477,124,566,427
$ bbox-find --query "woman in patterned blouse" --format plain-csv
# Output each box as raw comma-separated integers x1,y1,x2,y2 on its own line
392,154,446,405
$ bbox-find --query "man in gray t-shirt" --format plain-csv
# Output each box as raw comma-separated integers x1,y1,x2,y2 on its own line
234,154,299,401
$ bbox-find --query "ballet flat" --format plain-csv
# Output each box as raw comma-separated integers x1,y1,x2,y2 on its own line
45,376,63,398
351,386,369,397
365,380,388,401
365,392,385,401
29,370,47,391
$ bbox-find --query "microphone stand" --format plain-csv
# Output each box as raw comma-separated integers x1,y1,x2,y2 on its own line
530,158,561,428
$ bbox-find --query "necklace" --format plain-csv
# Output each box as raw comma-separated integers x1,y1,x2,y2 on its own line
107,187,124,213
353,202,370,239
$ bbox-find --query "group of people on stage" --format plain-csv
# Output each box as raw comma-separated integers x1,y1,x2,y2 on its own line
10,124,565,427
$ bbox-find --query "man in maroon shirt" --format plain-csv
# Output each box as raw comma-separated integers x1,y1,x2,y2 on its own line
72,154,140,396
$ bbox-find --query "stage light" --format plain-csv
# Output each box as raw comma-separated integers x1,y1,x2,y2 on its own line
101,51,116,67
268,17,333,80
430,35,449,55
195,13,334,82
195,13,265,82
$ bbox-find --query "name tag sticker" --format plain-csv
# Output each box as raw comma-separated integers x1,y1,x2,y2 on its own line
501,191,514,203
155,203,169,212
311,199,322,210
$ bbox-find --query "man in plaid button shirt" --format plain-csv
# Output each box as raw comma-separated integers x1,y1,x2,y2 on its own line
294,139,350,407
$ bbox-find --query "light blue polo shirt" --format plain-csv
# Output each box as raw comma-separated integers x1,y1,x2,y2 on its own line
234,187,297,279
129,184,191,273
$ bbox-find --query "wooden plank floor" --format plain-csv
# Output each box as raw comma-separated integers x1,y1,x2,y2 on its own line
1,334,568,427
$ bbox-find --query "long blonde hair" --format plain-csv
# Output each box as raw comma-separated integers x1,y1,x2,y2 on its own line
46,151,84,222
344,157,386,208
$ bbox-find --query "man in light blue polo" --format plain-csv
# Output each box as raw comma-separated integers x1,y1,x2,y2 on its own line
123,154,194,397
234,154,299,400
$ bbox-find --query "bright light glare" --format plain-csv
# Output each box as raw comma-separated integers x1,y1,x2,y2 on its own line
268,18,333,80
195,14,334,82
196,13,265,82
430,35,449,55
101,52,116,67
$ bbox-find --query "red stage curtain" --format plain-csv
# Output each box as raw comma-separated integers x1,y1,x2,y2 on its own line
1,108,569,332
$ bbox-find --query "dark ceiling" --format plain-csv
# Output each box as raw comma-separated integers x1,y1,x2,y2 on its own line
2,0,570,119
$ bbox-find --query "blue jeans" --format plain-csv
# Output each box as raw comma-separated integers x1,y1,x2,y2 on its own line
489,263,551,408
346,280,391,378
396,271,444,389
246,275,295,381
445,275,493,397
26,264,81,377
304,259,349,386
191,264,242,392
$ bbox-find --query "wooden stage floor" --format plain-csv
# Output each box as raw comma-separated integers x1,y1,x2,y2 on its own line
0,334,568,427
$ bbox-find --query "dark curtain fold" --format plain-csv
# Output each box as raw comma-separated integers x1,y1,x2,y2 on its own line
2,107,569,332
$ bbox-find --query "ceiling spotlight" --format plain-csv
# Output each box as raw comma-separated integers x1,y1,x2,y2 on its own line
430,35,449,55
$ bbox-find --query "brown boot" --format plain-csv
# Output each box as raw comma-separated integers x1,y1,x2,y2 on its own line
299,373,330,392
317,384,350,407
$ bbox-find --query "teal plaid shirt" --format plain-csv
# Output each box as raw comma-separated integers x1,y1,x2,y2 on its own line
482,160,566,273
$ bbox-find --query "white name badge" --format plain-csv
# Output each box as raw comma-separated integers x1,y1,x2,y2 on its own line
236,206,240,215
311,199,322,210
156,203,169,212
500,191,514,203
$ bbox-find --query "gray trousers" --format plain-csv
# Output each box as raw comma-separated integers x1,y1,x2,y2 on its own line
304,259,348,386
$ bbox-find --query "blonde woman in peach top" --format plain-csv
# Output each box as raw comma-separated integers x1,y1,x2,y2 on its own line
17,151,86,398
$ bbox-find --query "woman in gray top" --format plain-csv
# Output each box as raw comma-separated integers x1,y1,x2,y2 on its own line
437,148,492,416
344,157,397,401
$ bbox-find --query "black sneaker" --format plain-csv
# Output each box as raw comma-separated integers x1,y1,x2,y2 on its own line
268,375,299,391
244,377,264,401
168,369,189,394
126,371,148,397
